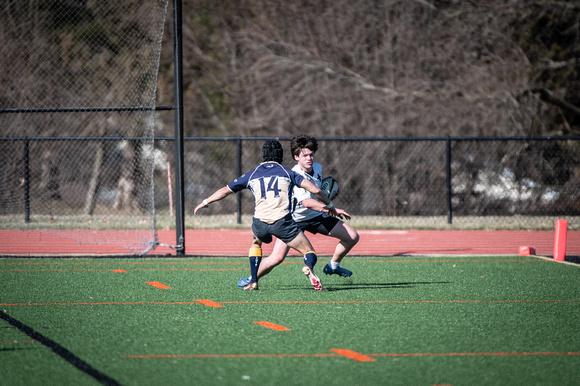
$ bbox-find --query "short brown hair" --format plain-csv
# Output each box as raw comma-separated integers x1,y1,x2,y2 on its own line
291,135,318,158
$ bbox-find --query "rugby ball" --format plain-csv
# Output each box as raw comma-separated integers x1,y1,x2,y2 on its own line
321,176,339,200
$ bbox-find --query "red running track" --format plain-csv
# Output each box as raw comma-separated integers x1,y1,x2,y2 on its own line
0,229,578,258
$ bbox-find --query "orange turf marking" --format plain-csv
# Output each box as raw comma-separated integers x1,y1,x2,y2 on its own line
146,282,171,289
1,302,199,306
369,351,580,357
219,299,580,305
111,269,127,273
134,268,247,272
366,259,539,263
0,269,123,272
330,348,376,362
253,321,291,331
0,259,539,266
2,299,579,307
119,261,248,265
0,268,246,272
195,299,225,308
125,351,580,360
125,353,337,359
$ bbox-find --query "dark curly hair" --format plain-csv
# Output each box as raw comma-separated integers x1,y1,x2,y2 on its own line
262,140,284,163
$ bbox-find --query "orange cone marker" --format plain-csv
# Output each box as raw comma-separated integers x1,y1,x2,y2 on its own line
518,246,536,256
553,219,568,262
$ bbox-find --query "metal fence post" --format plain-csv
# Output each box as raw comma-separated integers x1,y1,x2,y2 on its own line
446,137,452,224
236,137,242,224
173,0,185,255
24,137,30,223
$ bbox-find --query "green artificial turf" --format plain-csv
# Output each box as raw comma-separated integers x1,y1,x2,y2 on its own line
1,256,579,385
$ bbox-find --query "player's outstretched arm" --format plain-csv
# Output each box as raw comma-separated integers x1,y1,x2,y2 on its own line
299,179,344,217
194,186,233,214
300,198,351,220
299,179,329,206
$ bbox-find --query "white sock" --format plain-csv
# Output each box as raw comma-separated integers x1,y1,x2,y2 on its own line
330,261,340,270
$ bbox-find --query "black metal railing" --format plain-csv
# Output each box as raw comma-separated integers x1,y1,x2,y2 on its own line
2,136,578,230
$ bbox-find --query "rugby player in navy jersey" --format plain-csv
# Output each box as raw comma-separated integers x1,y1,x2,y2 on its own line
237,135,359,289
194,140,337,291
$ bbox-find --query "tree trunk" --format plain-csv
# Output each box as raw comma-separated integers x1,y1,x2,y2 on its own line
39,150,61,199
113,140,140,212
84,141,104,215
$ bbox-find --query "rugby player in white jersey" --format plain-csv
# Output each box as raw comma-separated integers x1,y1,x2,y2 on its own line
194,140,337,291
237,135,359,289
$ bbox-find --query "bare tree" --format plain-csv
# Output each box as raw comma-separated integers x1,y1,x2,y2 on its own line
165,0,579,138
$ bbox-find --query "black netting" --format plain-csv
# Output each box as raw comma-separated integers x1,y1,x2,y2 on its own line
0,1,169,253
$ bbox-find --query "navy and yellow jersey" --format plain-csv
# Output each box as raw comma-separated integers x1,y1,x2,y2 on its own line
292,163,323,222
228,162,305,224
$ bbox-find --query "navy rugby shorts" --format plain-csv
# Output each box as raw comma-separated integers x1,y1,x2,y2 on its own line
252,214,302,244
297,214,340,235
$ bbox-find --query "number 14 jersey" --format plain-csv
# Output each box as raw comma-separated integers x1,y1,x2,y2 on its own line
227,162,305,224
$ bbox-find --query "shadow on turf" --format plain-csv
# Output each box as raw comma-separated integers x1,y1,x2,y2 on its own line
0,310,121,385
277,281,451,291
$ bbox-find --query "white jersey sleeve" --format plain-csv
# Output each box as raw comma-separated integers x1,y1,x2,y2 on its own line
291,163,323,222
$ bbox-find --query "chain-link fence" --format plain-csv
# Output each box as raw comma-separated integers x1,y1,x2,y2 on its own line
4,136,578,234
2,2,579,256
0,1,169,253
178,137,579,231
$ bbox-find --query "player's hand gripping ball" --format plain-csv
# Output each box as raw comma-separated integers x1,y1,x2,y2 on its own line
321,176,339,200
